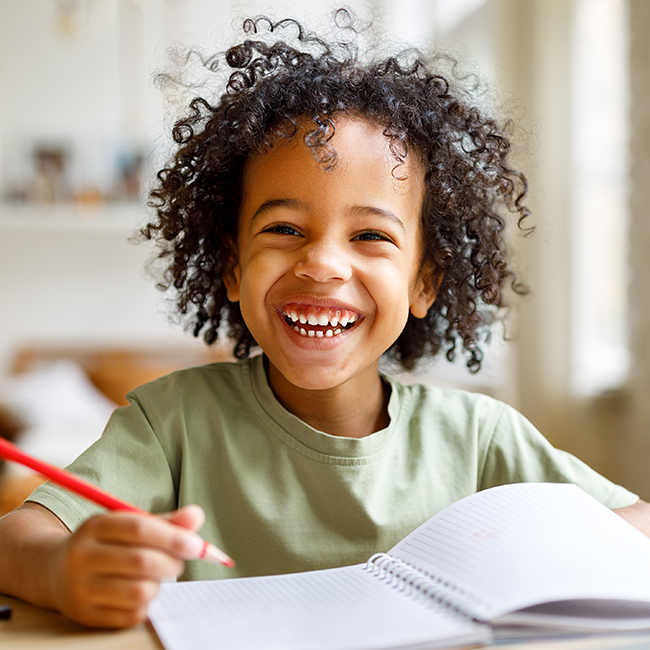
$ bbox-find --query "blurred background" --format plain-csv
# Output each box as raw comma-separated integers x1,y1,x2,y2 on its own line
0,0,649,503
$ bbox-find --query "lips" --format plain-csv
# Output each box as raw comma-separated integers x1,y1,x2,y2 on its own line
281,303,360,338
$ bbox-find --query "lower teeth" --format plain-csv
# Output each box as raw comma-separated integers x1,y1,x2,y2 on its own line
293,326,342,337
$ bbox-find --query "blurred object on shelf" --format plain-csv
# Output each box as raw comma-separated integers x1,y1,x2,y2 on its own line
2,138,146,209
115,147,144,202
33,145,68,203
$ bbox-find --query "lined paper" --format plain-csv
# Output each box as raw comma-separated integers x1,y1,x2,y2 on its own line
149,563,487,650
389,483,650,621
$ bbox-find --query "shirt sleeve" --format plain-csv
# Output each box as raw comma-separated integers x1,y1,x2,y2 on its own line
25,395,178,532
479,402,638,509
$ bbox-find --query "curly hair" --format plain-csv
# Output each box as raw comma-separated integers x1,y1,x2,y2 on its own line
143,10,530,373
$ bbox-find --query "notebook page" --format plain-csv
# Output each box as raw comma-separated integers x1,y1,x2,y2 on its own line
387,483,650,621
148,563,488,650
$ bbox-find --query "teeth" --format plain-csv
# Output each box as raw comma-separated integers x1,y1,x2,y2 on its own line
284,307,359,336
291,323,346,338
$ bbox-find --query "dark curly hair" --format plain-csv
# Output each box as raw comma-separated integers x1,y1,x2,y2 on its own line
143,10,530,373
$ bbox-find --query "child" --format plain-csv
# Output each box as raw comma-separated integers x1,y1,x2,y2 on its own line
0,10,647,629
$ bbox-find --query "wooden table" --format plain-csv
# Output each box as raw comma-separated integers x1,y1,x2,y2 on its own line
3,594,650,650
0,595,161,649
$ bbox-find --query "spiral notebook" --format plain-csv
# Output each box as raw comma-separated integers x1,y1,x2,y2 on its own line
148,483,650,650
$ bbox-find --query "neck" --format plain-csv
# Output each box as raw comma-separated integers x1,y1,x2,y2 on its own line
266,361,390,438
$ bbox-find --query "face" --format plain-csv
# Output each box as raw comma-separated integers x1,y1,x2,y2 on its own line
224,116,437,396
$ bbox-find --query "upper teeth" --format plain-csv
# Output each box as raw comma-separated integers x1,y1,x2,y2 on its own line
285,310,357,328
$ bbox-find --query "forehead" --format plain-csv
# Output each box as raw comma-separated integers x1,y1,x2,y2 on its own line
240,116,425,212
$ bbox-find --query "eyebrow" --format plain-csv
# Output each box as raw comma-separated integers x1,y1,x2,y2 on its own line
251,199,302,221
248,199,302,232
249,199,406,232
350,205,406,232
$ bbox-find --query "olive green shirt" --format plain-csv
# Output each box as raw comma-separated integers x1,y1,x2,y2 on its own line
28,355,637,581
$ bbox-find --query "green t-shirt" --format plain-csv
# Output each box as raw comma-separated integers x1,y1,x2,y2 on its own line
28,355,637,581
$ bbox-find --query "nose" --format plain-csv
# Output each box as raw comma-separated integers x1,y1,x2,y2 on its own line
294,239,352,283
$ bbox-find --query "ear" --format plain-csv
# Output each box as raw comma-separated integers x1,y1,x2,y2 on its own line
222,240,242,303
409,263,442,319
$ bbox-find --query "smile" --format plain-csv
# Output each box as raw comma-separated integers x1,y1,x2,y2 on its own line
281,304,359,338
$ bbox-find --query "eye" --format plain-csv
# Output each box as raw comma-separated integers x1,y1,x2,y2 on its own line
353,231,392,243
262,224,301,236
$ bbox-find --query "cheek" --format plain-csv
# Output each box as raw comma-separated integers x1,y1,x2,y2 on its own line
367,266,412,324
237,274,261,317
236,256,279,321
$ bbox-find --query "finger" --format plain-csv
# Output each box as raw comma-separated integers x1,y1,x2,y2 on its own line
88,513,205,561
82,574,162,610
94,604,150,630
157,506,234,566
79,543,185,580
71,601,151,629
160,504,205,532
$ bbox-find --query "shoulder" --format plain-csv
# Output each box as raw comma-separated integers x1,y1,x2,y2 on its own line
127,356,257,404
383,375,522,464
386,374,509,429
118,356,277,445
381,376,530,497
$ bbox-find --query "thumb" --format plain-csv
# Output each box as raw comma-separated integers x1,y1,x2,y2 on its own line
160,504,206,533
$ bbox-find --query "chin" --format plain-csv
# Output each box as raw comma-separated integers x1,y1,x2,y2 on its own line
271,363,349,392
285,374,344,392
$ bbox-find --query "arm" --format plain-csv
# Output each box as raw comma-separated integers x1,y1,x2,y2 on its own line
0,501,207,628
613,499,650,537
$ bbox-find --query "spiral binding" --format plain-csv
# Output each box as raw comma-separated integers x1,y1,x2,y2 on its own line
364,553,484,620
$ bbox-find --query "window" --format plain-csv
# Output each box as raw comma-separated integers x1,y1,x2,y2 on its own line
570,0,629,396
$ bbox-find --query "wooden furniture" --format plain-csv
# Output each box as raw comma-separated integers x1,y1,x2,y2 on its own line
0,595,161,649
2,594,650,650
0,344,233,515
0,474,45,517
9,344,233,406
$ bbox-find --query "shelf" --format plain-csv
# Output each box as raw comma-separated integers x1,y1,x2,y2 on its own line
0,203,148,234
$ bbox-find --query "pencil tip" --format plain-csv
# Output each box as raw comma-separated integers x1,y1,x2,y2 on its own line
201,541,235,567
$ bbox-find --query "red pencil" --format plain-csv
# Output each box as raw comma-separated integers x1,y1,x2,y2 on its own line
0,436,235,568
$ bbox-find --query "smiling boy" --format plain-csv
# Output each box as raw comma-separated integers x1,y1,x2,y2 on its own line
227,117,436,436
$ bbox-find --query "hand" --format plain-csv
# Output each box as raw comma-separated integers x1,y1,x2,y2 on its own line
613,499,650,538
50,505,206,628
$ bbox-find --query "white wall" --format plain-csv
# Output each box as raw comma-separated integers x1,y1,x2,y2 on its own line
0,2,124,196
0,207,196,374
